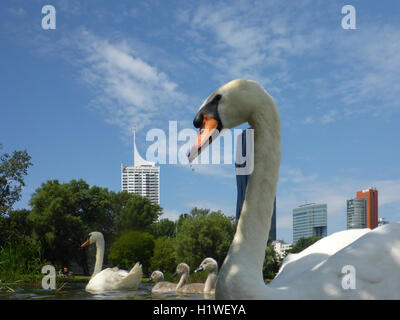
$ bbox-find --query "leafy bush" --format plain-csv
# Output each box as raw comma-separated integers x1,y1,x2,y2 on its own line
0,238,46,281
175,208,235,270
263,239,283,281
108,230,155,273
150,237,177,274
149,219,176,238
288,236,321,254
116,193,162,232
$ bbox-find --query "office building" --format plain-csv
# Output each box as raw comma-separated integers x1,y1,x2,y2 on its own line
356,188,378,229
347,188,378,230
347,198,367,229
292,203,327,244
235,129,276,240
272,240,293,258
121,127,160,204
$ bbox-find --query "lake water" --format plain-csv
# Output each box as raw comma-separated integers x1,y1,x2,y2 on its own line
0,282,214,300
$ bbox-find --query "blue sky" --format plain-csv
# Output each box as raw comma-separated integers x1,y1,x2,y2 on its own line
1,0,400,243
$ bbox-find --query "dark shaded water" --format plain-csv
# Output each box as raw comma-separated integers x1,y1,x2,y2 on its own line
0,282,214,300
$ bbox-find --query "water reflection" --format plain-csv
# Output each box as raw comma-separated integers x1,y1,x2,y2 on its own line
0,282,215,300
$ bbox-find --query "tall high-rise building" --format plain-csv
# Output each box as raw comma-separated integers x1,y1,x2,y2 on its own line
347,188,378,230
292,203,327,244
347,198,367,229
235,129,276,240
121,127,160,204
356,188,378,229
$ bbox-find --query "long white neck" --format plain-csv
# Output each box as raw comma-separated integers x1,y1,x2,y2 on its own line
216,105,281,299
92,237,105,277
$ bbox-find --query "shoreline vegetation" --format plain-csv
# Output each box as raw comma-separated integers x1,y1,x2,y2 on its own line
0,146,315,296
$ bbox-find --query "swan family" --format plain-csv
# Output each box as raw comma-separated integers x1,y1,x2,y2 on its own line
81,231,217,295
188,79,400,299
150,259,218,294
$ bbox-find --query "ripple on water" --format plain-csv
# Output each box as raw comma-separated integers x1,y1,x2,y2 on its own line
0,282,215,300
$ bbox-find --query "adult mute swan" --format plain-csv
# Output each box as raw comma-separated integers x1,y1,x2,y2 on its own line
194,257,218,294
188,79,400,299
81,232,143,293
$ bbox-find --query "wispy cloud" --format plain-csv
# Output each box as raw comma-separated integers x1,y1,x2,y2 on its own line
8,7,26,16
72,29,188,133
279,166,318,184
303,25,400,124
178,1,324,87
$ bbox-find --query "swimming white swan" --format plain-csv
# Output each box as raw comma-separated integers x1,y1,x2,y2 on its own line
188,79,400,299
194,257,218,294
149,270,177,293
81,232,143,293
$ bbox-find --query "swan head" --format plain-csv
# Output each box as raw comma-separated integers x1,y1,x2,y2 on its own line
194,257,218,273
172,263,190,277
188,79,278,162
149,270,164,282
80,231,104,247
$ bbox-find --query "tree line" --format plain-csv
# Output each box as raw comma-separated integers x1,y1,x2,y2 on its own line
0,144,296,282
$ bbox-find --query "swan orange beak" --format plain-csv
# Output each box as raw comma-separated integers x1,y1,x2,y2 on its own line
81,238,90,248
188,114,220,162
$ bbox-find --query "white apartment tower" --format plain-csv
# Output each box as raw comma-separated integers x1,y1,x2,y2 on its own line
121,127,160,204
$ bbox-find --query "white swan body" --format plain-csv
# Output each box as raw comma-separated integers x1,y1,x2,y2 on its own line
194,257,218,294
189,79,400,299
81,232,143,293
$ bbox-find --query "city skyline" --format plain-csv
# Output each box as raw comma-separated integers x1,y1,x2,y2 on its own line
2,1,400,243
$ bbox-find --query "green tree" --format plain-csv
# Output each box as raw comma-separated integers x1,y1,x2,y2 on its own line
175,208,235,270
0,144,32,215
0,209,33,247
150,218,176,238
288,236,322,254
115,192,162,232
263,238,283,281
28,179,117,269
108,230,155,273
150,236,177,274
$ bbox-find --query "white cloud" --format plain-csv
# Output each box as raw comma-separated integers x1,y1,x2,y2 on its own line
279,166,317,184
8,7,26,16
179,1,324,86
161,208,181,221
303,116,314,125
66,29,189,135
306,25,400,123
321,110,337,124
